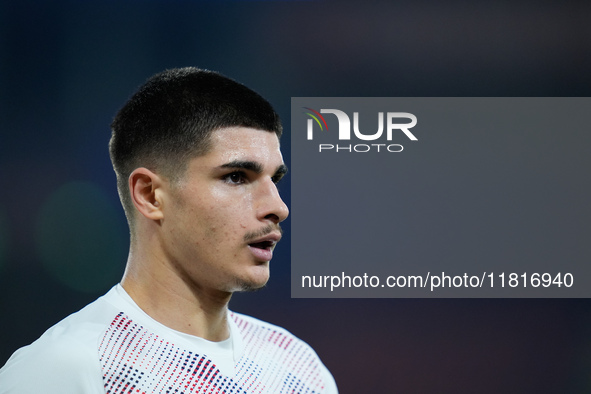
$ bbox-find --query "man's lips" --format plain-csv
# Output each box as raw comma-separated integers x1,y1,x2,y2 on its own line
247,232,281,262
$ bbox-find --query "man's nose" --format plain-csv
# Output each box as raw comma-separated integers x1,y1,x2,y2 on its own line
257,179,289,224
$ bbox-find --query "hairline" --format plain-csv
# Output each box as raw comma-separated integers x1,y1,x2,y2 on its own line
157,125,281,183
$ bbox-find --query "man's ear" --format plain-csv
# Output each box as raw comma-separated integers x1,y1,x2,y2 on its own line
129,168,165,221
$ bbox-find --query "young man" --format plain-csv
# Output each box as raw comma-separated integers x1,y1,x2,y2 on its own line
0,68,338,393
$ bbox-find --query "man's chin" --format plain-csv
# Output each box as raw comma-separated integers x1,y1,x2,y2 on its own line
229,278,268,293
225,271,268,293
236,282,267,293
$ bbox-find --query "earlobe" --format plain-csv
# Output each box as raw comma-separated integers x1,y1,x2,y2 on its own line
129,168,165,221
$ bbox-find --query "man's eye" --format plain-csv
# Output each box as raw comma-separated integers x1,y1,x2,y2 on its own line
224,171,246,185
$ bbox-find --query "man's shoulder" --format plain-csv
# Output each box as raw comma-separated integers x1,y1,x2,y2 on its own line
0,288,122,394
230,310,293,333
230,310,328,357
5,290,116,357
230,312,305,343
229,311,339,393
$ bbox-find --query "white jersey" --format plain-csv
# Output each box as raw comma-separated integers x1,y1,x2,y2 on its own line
0,285,337,393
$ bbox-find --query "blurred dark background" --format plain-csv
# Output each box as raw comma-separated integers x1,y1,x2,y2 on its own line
1,1,590,392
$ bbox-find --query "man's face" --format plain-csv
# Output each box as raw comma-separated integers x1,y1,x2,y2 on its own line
159,127,289,294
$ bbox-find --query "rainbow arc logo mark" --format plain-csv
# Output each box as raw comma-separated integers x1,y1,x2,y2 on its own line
303,107,329,132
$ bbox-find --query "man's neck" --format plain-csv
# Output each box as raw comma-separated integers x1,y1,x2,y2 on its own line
120,247,232,342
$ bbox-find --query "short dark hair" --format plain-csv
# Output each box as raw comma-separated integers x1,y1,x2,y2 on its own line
109,67,282,222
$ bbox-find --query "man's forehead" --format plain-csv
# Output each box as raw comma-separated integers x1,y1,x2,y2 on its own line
207,127,283,164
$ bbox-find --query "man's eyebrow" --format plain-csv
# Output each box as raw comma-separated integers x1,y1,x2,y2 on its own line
219,160,263,173
274,164,288,179
219,160,288,178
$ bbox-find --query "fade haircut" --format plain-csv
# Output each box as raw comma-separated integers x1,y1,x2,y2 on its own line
109,67,282,224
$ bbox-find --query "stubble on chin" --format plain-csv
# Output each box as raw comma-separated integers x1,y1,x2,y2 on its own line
234,281,267,293
228,268,270,293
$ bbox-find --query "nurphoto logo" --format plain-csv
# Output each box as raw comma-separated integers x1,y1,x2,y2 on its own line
303,107,418,153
